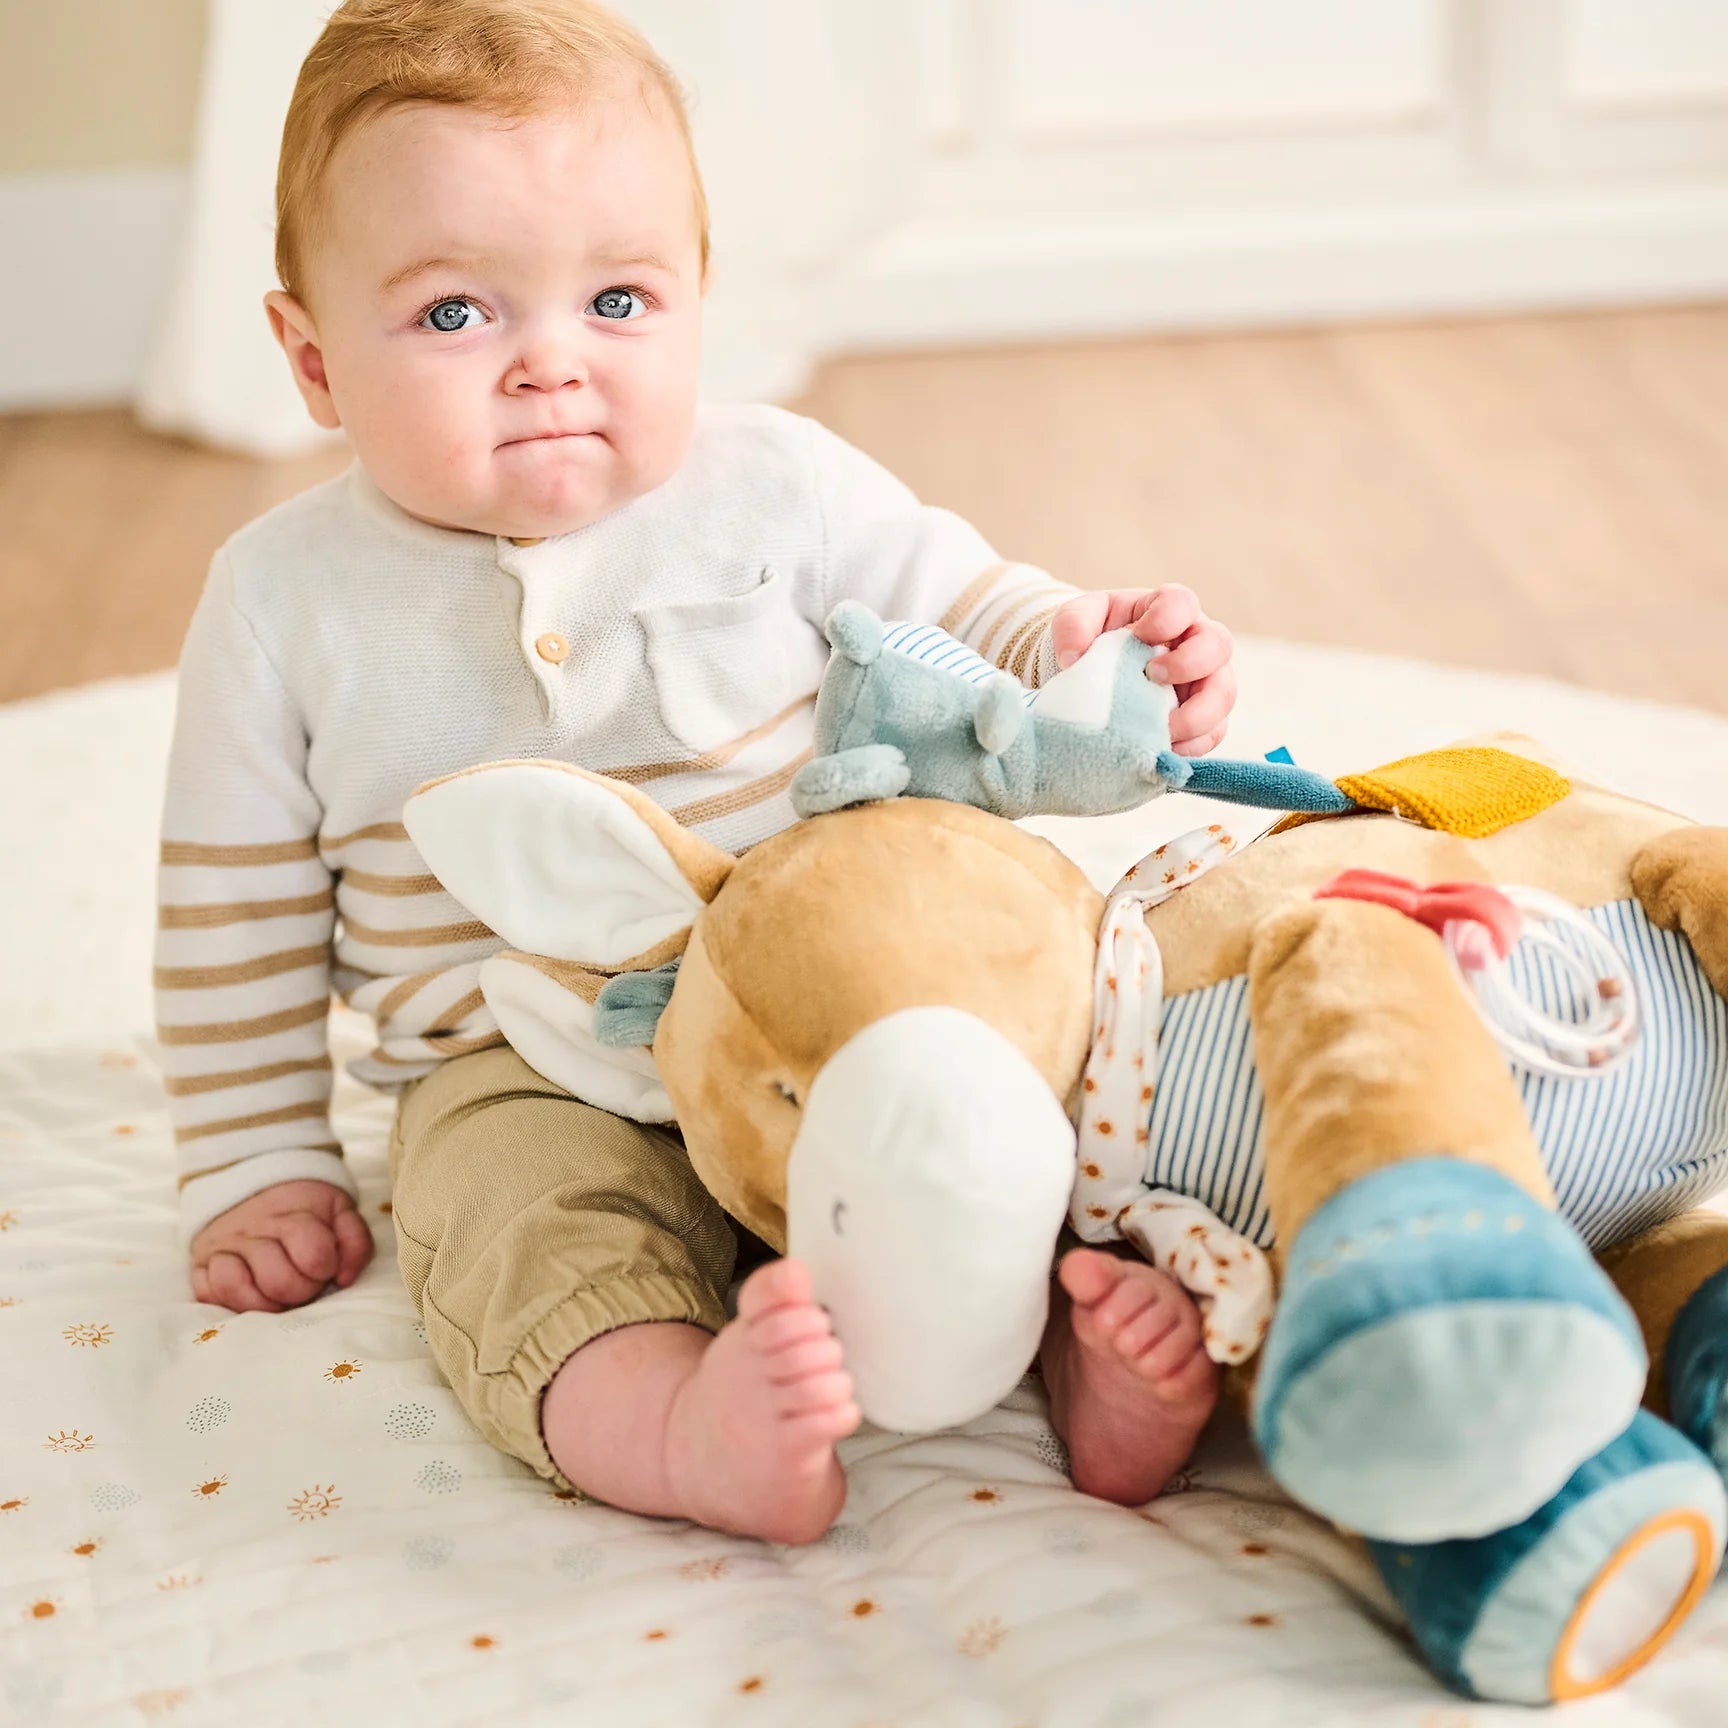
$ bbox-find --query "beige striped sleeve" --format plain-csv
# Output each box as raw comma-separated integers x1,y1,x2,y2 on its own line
155,554,354,1245
937,565,1072,690
807,418,1075,689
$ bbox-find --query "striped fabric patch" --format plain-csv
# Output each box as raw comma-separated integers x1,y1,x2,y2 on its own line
1146,899,1728,1251
880,622,1038,708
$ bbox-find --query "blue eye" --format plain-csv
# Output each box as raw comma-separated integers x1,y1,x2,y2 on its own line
420,298,485,333
589,288,647,321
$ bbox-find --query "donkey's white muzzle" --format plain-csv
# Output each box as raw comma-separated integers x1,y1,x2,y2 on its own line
786,1006,1077,1433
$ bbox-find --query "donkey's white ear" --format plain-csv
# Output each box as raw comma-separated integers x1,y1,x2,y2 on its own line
404,759,735,967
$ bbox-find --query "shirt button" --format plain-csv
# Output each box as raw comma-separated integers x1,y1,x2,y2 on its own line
535,631,569,665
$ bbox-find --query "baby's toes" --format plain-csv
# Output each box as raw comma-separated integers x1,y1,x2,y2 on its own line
749,1302,836,1357
737,1256,815,1320
789,1397,862,1446
1087,1272,1168,1341
779,1368,856,1419
1058,1247,1127,1308
769,1333,846,1384
1113,1295,1184,1363
1153,1342,1219,1406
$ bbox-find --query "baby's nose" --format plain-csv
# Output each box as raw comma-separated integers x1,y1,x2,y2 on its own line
505,339,587,393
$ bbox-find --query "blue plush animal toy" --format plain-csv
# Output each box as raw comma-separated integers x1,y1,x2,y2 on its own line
789,600,1355,823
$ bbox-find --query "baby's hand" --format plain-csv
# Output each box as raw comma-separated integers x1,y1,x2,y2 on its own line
1050,584,1236,757
189,1179,374,1313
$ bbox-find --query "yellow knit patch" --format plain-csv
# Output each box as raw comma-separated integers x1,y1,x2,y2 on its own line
1270,746,1570,838
1336,747,1570,838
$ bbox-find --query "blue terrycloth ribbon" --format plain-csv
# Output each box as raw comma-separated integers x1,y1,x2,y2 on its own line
1181,756,1357,813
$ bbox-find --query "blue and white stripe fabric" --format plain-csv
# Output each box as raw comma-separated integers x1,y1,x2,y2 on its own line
1147,899,1728,1250
881,622,1039,707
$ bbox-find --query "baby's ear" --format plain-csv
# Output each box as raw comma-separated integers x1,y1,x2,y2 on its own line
404,759,736,969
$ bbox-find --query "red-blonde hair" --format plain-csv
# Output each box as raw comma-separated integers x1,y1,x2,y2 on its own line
275,0,708,298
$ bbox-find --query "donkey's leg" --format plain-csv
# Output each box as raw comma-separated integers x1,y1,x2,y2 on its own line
1632,827,1728,1000
1372,1409,1725,1705
1601,1210,1728,1478
1247,897,1646,1543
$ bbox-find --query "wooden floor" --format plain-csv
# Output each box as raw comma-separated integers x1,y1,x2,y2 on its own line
3,304,1726,711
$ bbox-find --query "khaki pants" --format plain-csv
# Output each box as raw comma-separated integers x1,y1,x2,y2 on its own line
389,1045,737,1487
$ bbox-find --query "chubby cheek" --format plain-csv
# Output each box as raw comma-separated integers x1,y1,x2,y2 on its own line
602,341,700,486
336,353,493,509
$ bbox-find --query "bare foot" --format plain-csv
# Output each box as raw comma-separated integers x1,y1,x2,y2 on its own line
1041,1247,1219,1506
542,1258,859,1544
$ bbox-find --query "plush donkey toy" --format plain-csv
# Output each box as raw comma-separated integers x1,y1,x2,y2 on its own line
404,613,1728,1706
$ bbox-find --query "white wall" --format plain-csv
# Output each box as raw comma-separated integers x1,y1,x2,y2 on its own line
824,0,1728,355
4,0,1728,434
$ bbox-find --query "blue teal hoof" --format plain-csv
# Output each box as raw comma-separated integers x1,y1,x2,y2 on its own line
789,745,910,818
1254,1157,1646,1542
1667,1263,1728,1478
1371,1410,1725,1704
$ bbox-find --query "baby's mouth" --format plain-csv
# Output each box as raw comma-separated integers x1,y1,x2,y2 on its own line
498,430,600,449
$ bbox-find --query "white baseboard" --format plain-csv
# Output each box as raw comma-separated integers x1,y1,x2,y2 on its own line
6,166,1728,420
824,181,1728,351
0,168,189,413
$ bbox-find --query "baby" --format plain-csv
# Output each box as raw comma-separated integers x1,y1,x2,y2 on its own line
156,0,1237,1542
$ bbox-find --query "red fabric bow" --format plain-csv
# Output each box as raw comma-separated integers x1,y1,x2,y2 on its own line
1313,869,1523,964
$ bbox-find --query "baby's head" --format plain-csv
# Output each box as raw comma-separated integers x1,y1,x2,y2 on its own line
267,0,708,539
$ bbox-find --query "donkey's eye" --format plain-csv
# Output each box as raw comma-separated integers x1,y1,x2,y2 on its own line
774,1080,800,1106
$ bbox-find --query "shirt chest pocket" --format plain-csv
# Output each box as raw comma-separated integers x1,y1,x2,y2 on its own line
635,566,824,755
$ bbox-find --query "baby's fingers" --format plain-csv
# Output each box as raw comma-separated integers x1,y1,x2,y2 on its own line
278,1211,340,1285
1167,664,1237,751
242,1237,324,1308
204,1250,281,1314
1172,723,1228,760
333,1204,375,1288
1147,617,1233,689
1129,585,1203,649
1051,592,1113,669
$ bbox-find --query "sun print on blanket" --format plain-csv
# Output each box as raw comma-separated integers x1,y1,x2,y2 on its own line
678,1556,731,1582
287,1483,341,1521
132,1691,188,1718
957,1616,1007,1657
44,1428,94,1452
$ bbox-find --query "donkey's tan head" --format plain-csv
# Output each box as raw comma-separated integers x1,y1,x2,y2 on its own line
405,759,1105,1428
